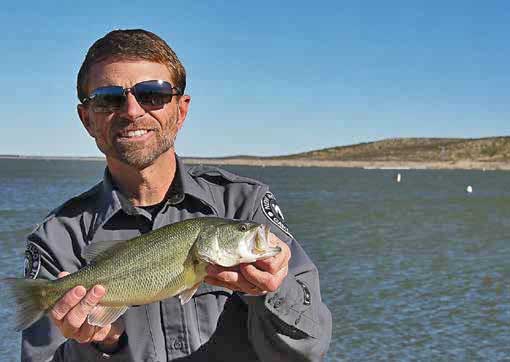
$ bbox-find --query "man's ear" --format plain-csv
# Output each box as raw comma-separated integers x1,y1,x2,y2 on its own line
176,95,191,131
77,104,95,137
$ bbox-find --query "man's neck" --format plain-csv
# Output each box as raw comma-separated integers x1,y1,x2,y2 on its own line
106,151,176,207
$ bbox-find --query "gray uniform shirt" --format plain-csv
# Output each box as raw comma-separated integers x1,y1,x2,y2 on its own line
21,156,332,361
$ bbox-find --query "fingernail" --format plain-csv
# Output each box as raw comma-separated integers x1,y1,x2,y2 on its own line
92,285,105,297
74,287,86,298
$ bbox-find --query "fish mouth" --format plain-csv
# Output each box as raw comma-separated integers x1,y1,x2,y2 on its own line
202,222,282,267
251,224,281,258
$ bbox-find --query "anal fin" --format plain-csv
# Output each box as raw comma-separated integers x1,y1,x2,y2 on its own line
87,305,128,327
179,283,201,305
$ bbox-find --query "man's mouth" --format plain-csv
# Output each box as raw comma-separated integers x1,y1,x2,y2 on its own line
126,130,148,137
117,129,153,139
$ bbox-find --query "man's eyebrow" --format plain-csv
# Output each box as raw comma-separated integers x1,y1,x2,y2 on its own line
92,78,118,86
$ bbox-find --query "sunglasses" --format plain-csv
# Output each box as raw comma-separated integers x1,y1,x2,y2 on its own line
81,80,182,113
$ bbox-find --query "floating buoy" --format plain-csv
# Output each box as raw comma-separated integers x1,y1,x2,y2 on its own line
466,185,473,193
396,173,402,183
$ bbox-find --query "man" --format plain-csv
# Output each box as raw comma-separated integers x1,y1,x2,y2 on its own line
22,29,332,361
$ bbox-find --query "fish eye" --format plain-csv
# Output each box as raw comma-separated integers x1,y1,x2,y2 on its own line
239,224,248,232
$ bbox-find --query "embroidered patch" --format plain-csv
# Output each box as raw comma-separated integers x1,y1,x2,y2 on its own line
24,243,41,279
261,192,293,238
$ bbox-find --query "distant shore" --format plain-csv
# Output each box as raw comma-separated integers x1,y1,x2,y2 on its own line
1,155,508,170
4,136,510,170
183,158,510,170
0,155,105,161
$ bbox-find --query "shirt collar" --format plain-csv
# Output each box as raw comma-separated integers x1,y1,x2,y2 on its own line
92,154,218,234
91,168,138,235
174,155,218,214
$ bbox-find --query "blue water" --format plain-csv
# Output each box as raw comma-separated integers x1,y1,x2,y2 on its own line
1,159,510,361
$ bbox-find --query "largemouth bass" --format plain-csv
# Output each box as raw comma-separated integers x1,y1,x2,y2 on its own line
2,217,280,331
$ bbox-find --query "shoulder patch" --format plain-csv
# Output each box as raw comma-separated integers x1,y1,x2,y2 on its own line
24,242,41,279
261,192,293,238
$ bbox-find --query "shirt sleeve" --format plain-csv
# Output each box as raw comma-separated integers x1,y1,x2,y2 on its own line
240,187,332,361
20,218,131,362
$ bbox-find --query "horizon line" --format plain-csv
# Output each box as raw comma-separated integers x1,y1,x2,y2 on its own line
1,135,508,160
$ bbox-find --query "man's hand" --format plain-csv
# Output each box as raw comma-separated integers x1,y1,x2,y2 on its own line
49,272,124,349
205,233,291,296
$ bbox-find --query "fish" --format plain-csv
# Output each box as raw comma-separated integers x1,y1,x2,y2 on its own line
2,217,281,331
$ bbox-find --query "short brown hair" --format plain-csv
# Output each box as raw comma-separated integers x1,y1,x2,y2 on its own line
77,29,186,102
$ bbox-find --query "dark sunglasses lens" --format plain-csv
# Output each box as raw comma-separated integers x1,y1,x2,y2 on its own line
91,87,125,111
134,81,173,106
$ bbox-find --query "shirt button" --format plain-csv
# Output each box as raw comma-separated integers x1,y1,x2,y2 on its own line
273,298,283,309
168,192,184,204
297,280,312,305
173,339,184,350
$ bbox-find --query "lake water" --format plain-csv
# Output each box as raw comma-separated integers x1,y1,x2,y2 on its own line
1,159,509,361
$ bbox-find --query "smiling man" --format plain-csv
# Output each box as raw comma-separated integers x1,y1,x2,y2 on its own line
21,29,332,361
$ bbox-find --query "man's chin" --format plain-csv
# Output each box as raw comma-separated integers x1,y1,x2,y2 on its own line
115,146,174,170
100,138,175,170
117,152,161,169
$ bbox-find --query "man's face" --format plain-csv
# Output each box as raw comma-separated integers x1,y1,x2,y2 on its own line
78,60,190,169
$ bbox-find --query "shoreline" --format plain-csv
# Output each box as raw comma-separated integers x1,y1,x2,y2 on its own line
0,155,105,161
184,158,510,170
1,155,508,170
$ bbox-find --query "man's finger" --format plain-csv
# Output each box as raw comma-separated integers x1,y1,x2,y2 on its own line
206,264,240,274
241,264,288,292
73,323,98,343
268,232,280,247
93,318,125,344
91,324,112,342
204,274,265,295
58,271,70,279
205,269,240,285
240,264,274,291
254,240,291,274
50,286,86,322
61,285,105,331
204,276,227,288
254,251,286,274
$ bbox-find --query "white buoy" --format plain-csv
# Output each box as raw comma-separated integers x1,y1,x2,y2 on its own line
466,185,473,193
396,173,402,183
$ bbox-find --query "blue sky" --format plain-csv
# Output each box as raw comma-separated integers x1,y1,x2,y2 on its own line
1,1,509,157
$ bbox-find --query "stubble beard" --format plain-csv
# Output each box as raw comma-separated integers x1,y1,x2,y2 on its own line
102,114,180,170
115,131,176,169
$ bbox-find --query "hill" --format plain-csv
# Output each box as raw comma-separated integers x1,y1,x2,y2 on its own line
185,137,510,170
279,137,510,162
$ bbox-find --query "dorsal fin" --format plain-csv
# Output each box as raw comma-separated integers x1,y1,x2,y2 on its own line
83,240,126,263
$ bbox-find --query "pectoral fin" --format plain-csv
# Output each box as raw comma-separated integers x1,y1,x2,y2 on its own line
179,283,201,305
87,305,128,327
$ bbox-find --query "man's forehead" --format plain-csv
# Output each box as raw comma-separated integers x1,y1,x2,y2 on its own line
87,59,174,88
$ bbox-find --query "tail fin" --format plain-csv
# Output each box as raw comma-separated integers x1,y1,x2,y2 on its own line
1,277,52,331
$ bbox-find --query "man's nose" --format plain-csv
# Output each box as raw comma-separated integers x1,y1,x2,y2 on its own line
120,92,145,120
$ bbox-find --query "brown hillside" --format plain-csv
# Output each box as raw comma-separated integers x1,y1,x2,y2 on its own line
278,137,510,162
